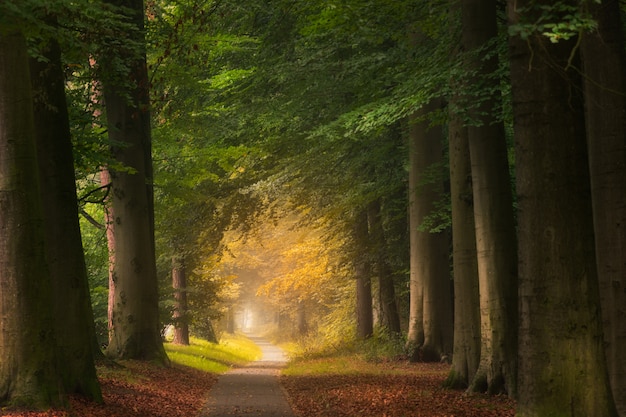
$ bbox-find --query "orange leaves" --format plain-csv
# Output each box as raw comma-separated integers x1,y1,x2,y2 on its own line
4,360,515,417
2,361,217,417
281,363,516,417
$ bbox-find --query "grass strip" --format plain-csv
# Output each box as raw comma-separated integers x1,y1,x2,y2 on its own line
164,333,262,373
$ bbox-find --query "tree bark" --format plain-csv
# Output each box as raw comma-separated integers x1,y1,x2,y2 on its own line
406,118,425,351
104,105,166,362
101,169,116,345
30,34,102,401
463,0,518,396
445,89,481,388
581,1,626,414
368,199,401,334
226,306,235,334
509,1,617,414
0,30,64,408
103,0,168,364
172,256,190,345
407,102,453,361
297,300,308,336
354,209,373,339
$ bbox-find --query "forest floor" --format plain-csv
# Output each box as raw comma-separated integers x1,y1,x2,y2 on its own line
1,360,515,417
282,360,515,417
1,335,515,417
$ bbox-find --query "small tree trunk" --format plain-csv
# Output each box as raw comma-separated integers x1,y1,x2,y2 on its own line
377,263,401,334
226,306,236,334
101,169,116,344
204,321,218,344
368,199,401,334
172,256,190,345
297,300,308,336
354,209,373,339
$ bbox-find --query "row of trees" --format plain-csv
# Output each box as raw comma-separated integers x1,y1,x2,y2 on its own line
191,0,625,415
146,0,626,414
1,0,625,416
0,0,169,407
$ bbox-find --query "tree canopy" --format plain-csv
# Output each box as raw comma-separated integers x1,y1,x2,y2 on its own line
1,0,625,415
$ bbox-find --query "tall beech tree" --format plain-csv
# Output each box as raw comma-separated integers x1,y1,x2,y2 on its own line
445,83,481,389
509,0,617,414
0,29,63,408
406,101,453,361
463,0,517,395
102,0,168,363
30,33,102,400
581,1,626,413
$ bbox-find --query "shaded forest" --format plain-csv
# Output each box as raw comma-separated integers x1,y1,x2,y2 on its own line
0,0,625,416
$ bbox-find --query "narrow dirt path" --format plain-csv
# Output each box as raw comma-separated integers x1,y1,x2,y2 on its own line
200,335,294,417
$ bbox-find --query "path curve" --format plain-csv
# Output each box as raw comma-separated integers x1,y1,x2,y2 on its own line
200,335,295,417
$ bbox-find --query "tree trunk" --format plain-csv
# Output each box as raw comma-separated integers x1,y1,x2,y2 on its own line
103,0,168,364
226,306,235,334
509,2,617,414
355,209,373,339
30,34,102,401
463,0,518,396
0,30,64,408
407,102,453,361
101,169,116,345
104,107,166,362
172,256,190,345
297,300,308,336
406,118,424,351
85,76,108,360
445,89,481,388
368,199,401,334
581,1,626,414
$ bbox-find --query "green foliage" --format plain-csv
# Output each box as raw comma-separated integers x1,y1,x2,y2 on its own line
509,0,599,43
191,1,440,347
78,0,508,356
286,324,407,364
70,0,495,357
145,1,279,338
0,0,47,34
358,327,408,362
79,205,110,344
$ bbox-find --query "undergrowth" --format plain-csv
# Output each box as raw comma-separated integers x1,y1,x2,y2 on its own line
164,333,261,373
283,327,410,376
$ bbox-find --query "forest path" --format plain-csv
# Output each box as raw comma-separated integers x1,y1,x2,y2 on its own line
200,334,295,417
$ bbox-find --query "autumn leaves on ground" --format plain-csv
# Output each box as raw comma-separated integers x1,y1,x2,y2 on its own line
2,335,514,417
